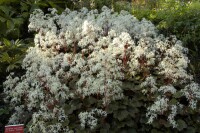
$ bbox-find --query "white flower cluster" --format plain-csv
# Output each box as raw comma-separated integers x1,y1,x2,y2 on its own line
129,35,192,83
29,108,71,133
182,82,200,109
142,75,199,127
3,6,200,131
146,96,169,123
79,109,107,129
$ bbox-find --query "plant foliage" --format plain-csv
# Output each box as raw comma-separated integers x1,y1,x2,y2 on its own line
3,7,200,132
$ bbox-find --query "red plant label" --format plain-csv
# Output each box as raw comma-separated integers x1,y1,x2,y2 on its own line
4,124,24,133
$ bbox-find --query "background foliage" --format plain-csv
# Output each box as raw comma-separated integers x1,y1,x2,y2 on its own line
0,0,200,132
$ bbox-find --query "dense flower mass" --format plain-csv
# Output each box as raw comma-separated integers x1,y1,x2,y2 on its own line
3,7,200,132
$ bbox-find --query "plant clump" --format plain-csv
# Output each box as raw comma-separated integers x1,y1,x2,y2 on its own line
3,6,200,132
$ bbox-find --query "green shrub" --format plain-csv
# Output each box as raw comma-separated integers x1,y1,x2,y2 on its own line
3,7,200,132
1,0,200,132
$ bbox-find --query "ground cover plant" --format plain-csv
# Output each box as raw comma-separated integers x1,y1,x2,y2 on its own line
3,6,200,132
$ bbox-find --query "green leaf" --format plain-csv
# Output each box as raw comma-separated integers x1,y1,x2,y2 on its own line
13,18,24,26
177,119,187,131
0,0,18,4
14,59,23,65
128,107,139,117
108,103,119,112
35,1,49,7
6,20,14,30
14,39,22,45
21,12,29,18
83,97,97,105
151,129,162,133
114,110,129,121
48,1,64,13
7,64,19,72
0,108,8,115
0,52,12,63
3,38,11,46
100,123,110,133
126,128,137,133
0,5,11,15
0,10,11,21
125,118,135,127
62,119,69,127
0,16,6,22
173,91,183,98
169,98,177,105
20,2,29,12
0,22,7,35
184,126,196,133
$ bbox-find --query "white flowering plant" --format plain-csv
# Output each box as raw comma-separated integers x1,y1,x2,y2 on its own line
3,6,200,132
